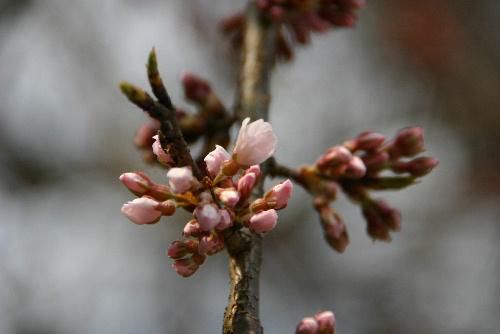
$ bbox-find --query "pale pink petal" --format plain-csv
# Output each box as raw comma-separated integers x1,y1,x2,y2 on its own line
267,179,293,209
119,172,151,194
219,189,240,207
216,209,233,231
249,209,278,233
296,317,319,334
204,145,230,177
167,167,194,193
152,135,174,165
194,204,221,231
121,197,162,225
233,117,277,166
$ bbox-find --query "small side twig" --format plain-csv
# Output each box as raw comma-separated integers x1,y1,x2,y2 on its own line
119,49,203,179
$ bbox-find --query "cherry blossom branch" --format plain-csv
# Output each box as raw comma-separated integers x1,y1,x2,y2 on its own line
223,3,278,334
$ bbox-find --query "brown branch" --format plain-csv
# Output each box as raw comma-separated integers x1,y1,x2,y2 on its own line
119,53,203,179
223,3,277,334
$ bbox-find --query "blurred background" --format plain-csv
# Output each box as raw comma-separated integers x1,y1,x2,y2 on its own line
0,0,499,333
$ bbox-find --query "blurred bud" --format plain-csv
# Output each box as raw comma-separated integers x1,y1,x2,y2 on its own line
265,179,294,209
316,146,352,171
392,157,439,177
249,209,278,233
181,72,212,103
361,151,390,173
361,200,402,241
194,204,221,231
315,311,336,334
296,317,319,334
134,120,160,148
372,199,401,231
317,204,349,253
392,127,425,157
343,156,367,178
167,167,194,193
345,131,386,151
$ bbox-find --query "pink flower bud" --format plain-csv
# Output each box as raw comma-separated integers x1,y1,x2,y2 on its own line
121,197,162,225
216,209,233,231
315,311,336,334
152,135,174,165
318,206,349,253
183,220,203,237
362,201,400,241
167,167,194,193
134,120,159,148
246,165,261,178
219,189,240,207
167,240,198,259
347,131,386,151
181,72,211,103
316,146,352,171
373,199,401,231
172,257,200,277
233,117,277,166
249,209,278,234
204,145,231,178
343,156,367,179
237,172,257,198
361,151,390,172
393,157,438,177
393,127,425,157
194,204,221,231
296,317,319,334
119,172,152,195
265,179,293,209
198,233,224,255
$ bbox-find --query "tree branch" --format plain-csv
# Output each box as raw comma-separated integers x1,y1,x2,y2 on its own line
223,3,277,334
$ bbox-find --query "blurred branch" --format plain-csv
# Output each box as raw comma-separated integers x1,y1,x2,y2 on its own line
223,3,277,334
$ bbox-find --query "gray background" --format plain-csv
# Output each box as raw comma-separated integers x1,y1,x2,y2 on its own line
0,1,499,333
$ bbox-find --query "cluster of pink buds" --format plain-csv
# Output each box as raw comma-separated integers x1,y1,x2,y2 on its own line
291,127,437,251
221,0,366,61
296,310,336,334
121,118,293,277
